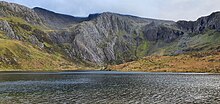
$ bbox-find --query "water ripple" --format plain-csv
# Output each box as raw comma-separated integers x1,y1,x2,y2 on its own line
0,72,220,104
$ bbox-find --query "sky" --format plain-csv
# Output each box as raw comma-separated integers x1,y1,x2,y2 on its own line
4,0,220,21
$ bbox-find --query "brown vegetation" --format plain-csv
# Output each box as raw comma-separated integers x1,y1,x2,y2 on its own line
109,52,220,73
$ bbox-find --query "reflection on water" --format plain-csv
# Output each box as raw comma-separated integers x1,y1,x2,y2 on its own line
0,71,220,104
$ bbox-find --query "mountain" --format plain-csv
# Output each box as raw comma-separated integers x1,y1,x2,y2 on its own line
0,1,43,25
0,1,220,71
33,7,88,29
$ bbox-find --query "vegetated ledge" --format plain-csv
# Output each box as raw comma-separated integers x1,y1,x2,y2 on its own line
108,51,220,73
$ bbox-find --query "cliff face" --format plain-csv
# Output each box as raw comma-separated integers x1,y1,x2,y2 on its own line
177,12,220,33
0,1,43,25
1,1,220,67
45,12,177,65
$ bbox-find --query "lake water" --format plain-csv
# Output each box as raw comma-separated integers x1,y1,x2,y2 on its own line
0,71,220,104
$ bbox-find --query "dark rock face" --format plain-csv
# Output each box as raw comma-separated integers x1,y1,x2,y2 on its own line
1,1,220,65
176,21,194,33
177,12,220,33
33,7,87,29
143,22,184,43
46,12,175,64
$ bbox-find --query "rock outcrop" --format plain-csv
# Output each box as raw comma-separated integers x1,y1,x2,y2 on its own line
0,20,18,39
1,1,220,66
177,11,220,33
0,1,43,25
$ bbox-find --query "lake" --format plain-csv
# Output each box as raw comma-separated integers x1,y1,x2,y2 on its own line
0,71,220,104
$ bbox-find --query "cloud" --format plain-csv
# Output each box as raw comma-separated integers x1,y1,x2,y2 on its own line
4,0,220,21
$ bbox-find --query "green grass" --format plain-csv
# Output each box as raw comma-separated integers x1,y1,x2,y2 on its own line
0,31,8,39
146,30,220,56
0,17,32,39
136,41,149,57
0,38,79,71
0,16,92,71
43,42,53,48
0,16,47,33
186,30,220,51
0,16,56,52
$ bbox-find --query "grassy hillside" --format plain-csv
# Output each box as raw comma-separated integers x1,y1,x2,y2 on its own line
109,51,220,73
0,38,83,71
1,3,220,72
150,30,220,55
109,29,220,73
0,17,91,71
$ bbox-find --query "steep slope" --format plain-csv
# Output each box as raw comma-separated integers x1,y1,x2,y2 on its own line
156,12,220,55
0,1,87,70
0,38,79,70
177,11,220,33
0,1,220,71
0,1,43,25
33,7,87,29
109,12,220,72
46,12,177,65
0,18,86,70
